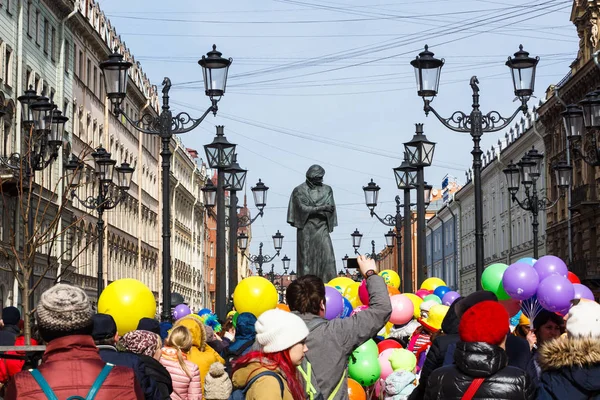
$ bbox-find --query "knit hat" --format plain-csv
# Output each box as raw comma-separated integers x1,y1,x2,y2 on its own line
255,309,309,353
566,300,600,338
1,306,20,326
137,317,161,335
418,304,449,332
455,290,498,318
204,362,233,400
92,313,117,341
119,330,162,357
459,301,509,346
36,284,93,340
388,348,417,373
519,313,530,326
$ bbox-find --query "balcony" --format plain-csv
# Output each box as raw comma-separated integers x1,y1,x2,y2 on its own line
570,257,600,281
570,184,599,212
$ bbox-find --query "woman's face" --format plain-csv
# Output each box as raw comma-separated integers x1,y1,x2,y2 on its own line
537,320,562,343
288,340,308,366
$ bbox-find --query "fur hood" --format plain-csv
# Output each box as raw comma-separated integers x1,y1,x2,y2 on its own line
538,337,600,371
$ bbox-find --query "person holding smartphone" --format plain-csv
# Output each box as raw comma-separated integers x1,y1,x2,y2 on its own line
286,255,392,400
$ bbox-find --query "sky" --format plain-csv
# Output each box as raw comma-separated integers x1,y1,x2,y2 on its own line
98,0,578,276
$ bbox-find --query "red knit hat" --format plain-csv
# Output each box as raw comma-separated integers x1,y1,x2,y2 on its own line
459,301,509,346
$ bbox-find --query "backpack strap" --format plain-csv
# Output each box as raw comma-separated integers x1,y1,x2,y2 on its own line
242,371,284,397
29,369,59,400
85,363,114,400
461,377,485,400
298,361,318,400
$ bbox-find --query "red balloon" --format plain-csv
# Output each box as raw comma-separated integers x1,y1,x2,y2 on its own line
415,289,430,299
377,339,403,354
499,298,521,317
358,280,369,306
567,271,581,284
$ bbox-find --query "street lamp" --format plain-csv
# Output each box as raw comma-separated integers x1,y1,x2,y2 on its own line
412,44,538,290
238,231,284,276
65,147,134,295
403,124,436,288
351,228,363,254
100,45,232,322
561,90,600,166
503,146,571,259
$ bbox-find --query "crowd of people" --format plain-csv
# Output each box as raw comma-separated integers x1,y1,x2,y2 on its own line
0,255,598,399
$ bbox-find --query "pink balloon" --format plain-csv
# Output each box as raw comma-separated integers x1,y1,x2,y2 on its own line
389,294,414,325
374,379,385,397
351,305,369,316
415,289,430,299
378,348,396,380
358,280,369,306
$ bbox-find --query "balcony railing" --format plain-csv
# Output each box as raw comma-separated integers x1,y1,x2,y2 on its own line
570,257,600,280
570,184,599,212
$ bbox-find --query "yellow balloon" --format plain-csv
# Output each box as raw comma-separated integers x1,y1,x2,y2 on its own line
233,276,278,317
328,277,355,296
98,278,156,336
379,270,401,289
344,282,363,309
403,293,424,320
421,277,447,292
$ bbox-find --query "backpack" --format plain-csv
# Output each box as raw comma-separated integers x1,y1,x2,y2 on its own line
224,340,255,376
229,370,284,400
29,363,114,400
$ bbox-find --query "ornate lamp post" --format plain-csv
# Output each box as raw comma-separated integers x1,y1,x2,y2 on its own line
65,148,134,295
238,231,284,276
351,228,363,254
561,90,600,166
503,147,572,258
100,45,232,321
412,44,538,290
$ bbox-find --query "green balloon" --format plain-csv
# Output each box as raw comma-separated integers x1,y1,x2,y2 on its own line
232,312,239,328
352,339,378,358
423,294,442,304
481,263,511,300
348,354,381,386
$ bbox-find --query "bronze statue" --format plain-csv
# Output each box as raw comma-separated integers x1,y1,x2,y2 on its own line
287,165,337,282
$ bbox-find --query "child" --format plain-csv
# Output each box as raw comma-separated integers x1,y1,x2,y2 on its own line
384,349,418,400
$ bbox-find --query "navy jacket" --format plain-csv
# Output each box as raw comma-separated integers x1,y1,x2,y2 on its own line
537,337,600,400
0,325,20,346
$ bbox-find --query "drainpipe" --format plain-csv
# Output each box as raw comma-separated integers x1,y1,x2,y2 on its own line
495,150,512,264
137,101,150,283
447,203,458,290
454,198,463,292
427,224,434,278
434,212,446,284
171,139,180,292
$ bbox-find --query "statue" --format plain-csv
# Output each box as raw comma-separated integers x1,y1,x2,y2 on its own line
287,165,337,282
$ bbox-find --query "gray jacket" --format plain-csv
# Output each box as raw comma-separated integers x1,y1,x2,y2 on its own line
295,274,392,400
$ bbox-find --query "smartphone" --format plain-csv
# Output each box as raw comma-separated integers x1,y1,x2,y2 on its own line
346,257,359,269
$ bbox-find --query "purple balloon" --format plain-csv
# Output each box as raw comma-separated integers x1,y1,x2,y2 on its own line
173,304,191,320
573,283,595,301
442,291,460,306
502,262,540,300
533,255,568,282
325,286,344,320
536,275,575,312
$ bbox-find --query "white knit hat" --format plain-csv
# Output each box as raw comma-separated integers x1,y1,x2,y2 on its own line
567,300,600,338
255,309,309,353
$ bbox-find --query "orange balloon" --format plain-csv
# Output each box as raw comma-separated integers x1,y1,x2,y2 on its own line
276,303,290,312
387,285,400,296
347,378,366,400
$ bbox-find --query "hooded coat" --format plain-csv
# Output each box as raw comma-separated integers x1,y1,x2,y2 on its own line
537,337,600,400
174,317,225,388
227,313,257,355
231,361,293,400
385,370,417,400
423,342,535,400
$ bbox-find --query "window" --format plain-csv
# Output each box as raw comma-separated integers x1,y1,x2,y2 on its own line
51,27,56,61
26,1,32,37
43,18,49,54
35,9,40,44
64,41,70,73
78,50,83,78
4,45,12,87
93,66,97,95
86,58,91,87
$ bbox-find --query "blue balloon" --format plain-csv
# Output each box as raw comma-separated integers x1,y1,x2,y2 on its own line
517,257,537,267
433,285,451,300
197,308,212,316
341,297,353,318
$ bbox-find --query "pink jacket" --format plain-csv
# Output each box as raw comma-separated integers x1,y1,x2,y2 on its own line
160,355,202,400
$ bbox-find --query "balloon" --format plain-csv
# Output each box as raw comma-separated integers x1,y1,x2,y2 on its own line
353,339,379,358
379,270,401,289
404,293,424,319
325,286,344,320
328,277,355,295
344,282,362,309
387,285,401,296
441,291,460,306
537,275,575,312
423,294,442,305
232,312,239,328
433,285,451,300
348,354,381,387
573,283,595,301
389,294,415,325
351,305,369,316
389,348,417,373
347,378,367,400
517,257,537,266
421,277,446,292
415,289,430,299
233,276,278,317
567,271,581,284
341,297,353,318
502,262,540,300
98,278,157,336
481,263,510,300
276,303,290,312
499,298,522,317
197,308,212,316
377,339,403,354
378,348,397,380
172,304,191,320
358,280,369,306
533,255,568,281
373,379,385,398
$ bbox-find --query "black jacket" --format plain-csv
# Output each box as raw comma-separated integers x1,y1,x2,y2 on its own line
137,353,173,400
537,337,600,400
424,341,535,400
0,325,20,346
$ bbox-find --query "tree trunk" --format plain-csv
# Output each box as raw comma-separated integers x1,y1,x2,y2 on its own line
22,281,31,345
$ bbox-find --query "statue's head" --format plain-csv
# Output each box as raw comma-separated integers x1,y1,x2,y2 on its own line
306,165,325,186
